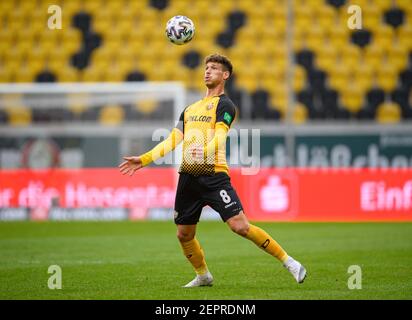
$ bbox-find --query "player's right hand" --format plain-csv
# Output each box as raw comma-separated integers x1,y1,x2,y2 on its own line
118,156,143,176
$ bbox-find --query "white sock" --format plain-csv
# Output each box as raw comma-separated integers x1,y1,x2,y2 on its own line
283,256,294,267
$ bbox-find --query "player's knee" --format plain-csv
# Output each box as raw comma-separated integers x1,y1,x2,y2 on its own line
230,222,249,237
176,230,194,242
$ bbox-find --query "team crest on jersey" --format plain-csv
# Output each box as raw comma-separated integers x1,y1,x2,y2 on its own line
206,103,214,110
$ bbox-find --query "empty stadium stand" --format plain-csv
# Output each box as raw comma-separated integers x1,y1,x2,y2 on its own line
0,0,411,124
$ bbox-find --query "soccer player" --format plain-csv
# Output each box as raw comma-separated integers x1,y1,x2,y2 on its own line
119,54,307,287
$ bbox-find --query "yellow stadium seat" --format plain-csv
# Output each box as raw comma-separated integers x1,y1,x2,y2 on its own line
237,77,259,93
61,0,82,14
4,47,26,64
294,5,314,20
273,15,287,33
305,26,326,52
329,77,348,93
376,65,398,92
6,106,32,126
26,47,48,67
376,102,401,124
4,59,21,77
7,15,27,32
81,67,104,82
346,0,369,8
364,43,384,69
292,34,305,51
341,86,365,113
104,40,124,53
316,44,338,71
0,29,16,46
91,49,113,68
374,26,395,48
62,28,82,44
397,0,411,10
386,45,408,72
49,45,71,62
169,67,189,82
261,76,277,93
0,1,15,12
0,68,12,83
61,41,82,55
354,64,374,92
262,0,283,13
340,45,362,68
316,3,336,25
293,66,306,92
94,18,113,35
99,105,125,126
397,25,412,50
28,60,45,76
293,103,308,124
58,68,79,82
136,99,158,115
14,68,36,83
27,20,46,35
147,67,170,82
269,86,288,115
363,16,381,31
67,93,89,114
374,0,392,11
103,68,126,82
19,1,38,16
128,0,148,12
107,0,127,13
1,93,24,107
328,25,349,50
83,0,104,14
250,58,267,74
17,28,37,44
316,57,335,73
294,17,312,35
249,8,267,21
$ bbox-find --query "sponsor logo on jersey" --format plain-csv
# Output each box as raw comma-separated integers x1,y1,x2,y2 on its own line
188,115,212,122
223,112,232,125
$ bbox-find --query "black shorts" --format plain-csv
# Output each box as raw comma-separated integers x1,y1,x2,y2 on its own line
174,172,244,225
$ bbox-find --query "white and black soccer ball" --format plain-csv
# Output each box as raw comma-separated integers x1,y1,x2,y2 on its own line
165,15,195,45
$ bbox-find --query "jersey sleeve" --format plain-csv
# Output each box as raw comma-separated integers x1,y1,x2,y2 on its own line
216,97,236,129
175,110,185,134
140,128,183,166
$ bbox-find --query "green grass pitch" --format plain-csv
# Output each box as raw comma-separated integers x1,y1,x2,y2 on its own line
0,221,411,300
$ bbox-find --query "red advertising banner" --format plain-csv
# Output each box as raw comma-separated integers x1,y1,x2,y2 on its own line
233,168,412,222
1,168,412,221
0,168,177,221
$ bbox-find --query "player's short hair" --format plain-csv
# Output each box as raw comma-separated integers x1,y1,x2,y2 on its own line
205,54,233,77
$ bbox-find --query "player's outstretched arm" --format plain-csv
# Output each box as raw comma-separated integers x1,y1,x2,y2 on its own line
118,128,183,176
118,156,143,176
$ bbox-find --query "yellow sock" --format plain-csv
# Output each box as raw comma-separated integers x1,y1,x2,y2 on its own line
245,224,288,263
180,238,208,275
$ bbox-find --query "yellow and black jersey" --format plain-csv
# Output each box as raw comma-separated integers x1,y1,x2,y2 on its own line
140,94,236,176
176,94,236,176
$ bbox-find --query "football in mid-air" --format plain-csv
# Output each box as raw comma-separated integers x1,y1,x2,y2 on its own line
165,15,195,45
